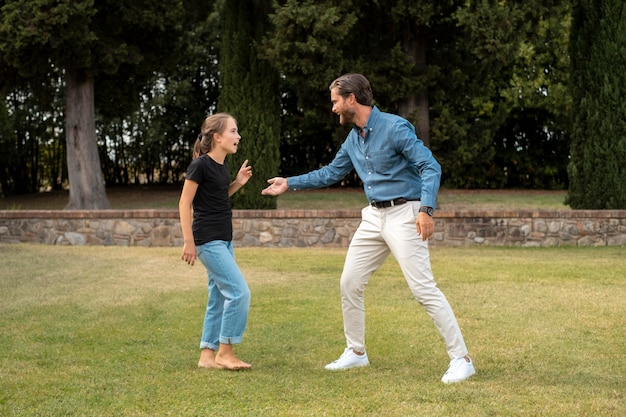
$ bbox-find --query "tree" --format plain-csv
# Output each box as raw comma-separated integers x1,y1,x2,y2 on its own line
566,0,626,208
218,0,281,209
480,1,572,189
1,0,576,195
0,73,66,195
262,0,572,189
98,3,221,187
0,0,186,208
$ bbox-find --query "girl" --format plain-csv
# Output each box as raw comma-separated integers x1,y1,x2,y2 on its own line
179,113,253,370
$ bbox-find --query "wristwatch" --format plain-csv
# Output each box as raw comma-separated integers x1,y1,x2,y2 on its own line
419,206,434,217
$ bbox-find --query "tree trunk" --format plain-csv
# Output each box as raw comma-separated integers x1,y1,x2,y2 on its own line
398,28,431,148
64,67,110,210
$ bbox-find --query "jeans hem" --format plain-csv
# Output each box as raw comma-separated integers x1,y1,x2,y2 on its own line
219,336,243,345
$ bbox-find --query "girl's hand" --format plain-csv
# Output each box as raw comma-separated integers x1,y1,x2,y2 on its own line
181,241,197,265
236,159,253,186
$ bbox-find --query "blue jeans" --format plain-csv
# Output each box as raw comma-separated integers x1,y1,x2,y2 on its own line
196,240,250,350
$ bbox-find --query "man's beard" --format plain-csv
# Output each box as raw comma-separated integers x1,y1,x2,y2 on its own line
339,109,356,126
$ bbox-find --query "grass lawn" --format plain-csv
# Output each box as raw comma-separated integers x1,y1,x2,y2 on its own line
0,185,569,211
1,244,624,416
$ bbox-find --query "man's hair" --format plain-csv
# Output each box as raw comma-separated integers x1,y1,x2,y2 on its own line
329,73,373,106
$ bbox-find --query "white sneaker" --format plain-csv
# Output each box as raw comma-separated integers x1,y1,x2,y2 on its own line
325,348,370,370
441,356,475,383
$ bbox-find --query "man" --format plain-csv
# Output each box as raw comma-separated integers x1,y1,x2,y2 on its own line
262,73,475,383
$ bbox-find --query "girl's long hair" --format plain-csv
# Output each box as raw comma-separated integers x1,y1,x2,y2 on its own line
193,113,235,159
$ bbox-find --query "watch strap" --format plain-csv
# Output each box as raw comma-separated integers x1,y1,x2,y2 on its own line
419,206,434,216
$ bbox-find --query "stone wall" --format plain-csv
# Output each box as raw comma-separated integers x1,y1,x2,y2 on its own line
1,209,626,247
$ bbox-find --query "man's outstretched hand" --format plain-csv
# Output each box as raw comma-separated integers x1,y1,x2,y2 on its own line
261,177,289,196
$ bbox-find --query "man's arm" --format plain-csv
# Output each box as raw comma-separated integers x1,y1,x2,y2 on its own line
262,143,355,195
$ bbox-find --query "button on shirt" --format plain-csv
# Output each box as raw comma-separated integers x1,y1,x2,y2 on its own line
287,106,441,209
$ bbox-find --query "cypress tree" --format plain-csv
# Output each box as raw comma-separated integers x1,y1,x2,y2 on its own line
566,0,626,209
218,0,280,209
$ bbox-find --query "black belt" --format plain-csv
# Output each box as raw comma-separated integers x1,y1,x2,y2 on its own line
370,198,418,209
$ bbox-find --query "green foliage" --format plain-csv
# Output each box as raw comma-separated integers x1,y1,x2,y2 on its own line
0,76,66,195
98,8,221,186
0,0,213,194
0,0,598,197
262,0,358,98
263,0,572,189
0,0,185,77
218,0,281,209
491,108,569,189
566,0,626,208
434,1,571,188
0,0,96,77
485,5,572,190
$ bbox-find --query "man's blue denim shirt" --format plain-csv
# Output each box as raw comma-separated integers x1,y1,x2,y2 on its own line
287,106,441,210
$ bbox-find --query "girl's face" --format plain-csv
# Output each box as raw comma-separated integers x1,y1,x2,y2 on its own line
216,118,241,154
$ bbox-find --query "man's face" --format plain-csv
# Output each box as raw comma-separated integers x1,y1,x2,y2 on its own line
330,88,356,126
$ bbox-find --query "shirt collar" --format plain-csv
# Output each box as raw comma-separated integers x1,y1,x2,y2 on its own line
352,106,380,137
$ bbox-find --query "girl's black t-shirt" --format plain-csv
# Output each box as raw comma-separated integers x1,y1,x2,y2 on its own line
185,155,232,245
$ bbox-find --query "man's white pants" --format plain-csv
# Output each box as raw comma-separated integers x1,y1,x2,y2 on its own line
340,201,468,359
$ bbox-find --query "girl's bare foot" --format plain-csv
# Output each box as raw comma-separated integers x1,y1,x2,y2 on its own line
198,348,224,369
215,344,252,370
215,355,252,370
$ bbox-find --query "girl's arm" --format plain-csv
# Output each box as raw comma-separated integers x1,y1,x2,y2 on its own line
179,179,199,265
